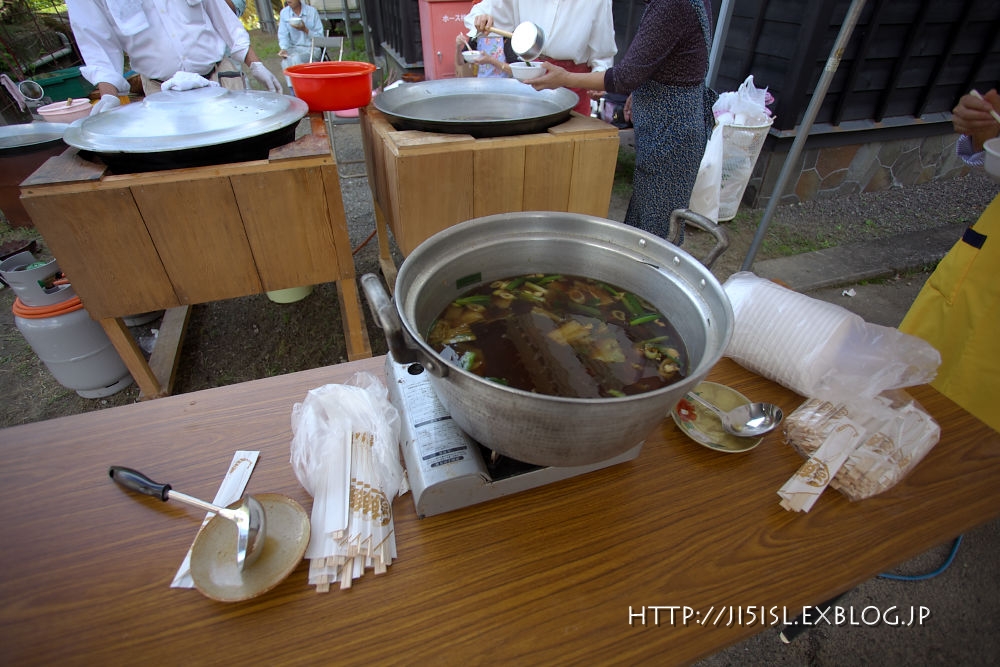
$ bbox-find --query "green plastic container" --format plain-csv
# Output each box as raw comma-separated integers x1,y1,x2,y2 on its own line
33,67,95,102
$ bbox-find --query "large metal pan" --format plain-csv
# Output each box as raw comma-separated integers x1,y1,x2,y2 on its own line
63,87,307,173
361,211,734,468
373,78,577,137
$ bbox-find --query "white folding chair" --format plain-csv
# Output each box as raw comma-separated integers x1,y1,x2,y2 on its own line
311,35,345,63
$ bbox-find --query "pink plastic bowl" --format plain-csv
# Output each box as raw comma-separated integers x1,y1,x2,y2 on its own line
284,61,376,112
37,98,92,123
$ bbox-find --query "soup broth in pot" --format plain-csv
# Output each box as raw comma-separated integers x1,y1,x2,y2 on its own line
426,274,688,398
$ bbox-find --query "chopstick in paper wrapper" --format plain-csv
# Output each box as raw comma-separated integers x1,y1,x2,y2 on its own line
778,393,940,512
289,372,406,592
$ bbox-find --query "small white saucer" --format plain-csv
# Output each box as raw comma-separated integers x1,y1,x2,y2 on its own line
671,381,764,453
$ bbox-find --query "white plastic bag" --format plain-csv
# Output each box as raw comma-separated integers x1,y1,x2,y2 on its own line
688,123,724,221
289,372,406,590
780,390,940,510
713,75,773,126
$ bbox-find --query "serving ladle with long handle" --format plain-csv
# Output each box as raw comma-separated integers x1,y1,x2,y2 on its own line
476,21,545,64
684,392,784,437
109,466,265,571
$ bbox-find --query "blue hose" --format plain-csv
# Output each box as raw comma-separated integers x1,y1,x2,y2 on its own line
878,535,963,581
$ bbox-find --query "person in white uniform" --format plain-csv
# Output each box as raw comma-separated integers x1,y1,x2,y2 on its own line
278,0,325,68
464,0,616,115
66,0,282,114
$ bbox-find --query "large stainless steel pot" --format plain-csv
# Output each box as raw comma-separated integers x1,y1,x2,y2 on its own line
373,78,577,137
362,211,734,467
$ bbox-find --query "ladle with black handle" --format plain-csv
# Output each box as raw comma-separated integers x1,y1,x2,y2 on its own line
109,466,265,571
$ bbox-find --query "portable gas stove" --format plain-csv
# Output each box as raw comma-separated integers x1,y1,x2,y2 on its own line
385,356,643,517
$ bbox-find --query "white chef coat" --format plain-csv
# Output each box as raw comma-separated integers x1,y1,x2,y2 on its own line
464,0,616,71
67,0,250,93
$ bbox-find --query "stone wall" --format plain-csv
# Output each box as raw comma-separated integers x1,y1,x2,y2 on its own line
743,129,971,210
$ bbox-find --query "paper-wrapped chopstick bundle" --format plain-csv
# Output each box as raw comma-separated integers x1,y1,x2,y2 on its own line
778,392,940,512
290,373,407,592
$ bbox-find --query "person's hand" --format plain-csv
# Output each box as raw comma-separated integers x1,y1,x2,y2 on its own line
473,14,494,35
278,49,288,59
89,94,121,116
528,62,564,90
952,89,1000,151
624,94,632,123
250,61,283,93
161,71,219,91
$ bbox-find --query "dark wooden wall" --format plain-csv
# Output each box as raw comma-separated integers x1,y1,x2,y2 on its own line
711,0,1000,133
375,0,999,135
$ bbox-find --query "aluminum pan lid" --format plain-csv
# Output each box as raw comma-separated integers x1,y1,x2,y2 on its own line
0,121,69,151
63,87,308,154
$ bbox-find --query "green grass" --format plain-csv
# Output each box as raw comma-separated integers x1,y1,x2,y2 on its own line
760,227,837,255
612,146,635,196
250,31,281,59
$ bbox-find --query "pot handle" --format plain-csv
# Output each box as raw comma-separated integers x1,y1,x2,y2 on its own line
668,209,730,269
360,273,450,377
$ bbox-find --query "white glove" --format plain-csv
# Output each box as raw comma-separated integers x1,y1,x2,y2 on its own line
161,71,219,91
250,61,283,93
89,94,121,116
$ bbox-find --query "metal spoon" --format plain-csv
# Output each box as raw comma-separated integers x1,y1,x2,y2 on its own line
109,466,266,571
684,392,784,437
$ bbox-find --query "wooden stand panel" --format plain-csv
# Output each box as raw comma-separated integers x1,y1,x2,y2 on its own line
20,187,179,318
522,141,573,212
131,177,262,304
568,135,619,214
230,164,345,291
472,144,526,218
19,134,372,398
360,107,620,259
392,149,474,253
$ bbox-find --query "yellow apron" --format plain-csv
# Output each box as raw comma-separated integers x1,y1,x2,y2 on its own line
899,192,1000,432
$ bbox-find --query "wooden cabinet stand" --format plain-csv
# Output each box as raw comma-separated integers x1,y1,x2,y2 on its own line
359,107,620,289
20,130,371,398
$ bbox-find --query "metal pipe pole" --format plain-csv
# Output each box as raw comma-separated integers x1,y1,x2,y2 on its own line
740,0,869,271
705,0,733,88
707,0,735,89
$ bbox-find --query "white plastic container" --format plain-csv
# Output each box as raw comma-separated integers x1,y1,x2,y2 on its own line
718,119,773,221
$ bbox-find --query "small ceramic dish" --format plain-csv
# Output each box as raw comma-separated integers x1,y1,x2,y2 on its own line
462,50,482,64
671,381,764,453
37,98,92,123
190,493,310,602
509,61,544,81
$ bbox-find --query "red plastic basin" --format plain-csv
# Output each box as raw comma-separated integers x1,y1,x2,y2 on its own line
285,61,377,112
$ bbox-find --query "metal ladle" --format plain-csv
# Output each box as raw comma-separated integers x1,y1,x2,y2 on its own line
684,392,784,437
479,21,545,64
109,466,266,571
